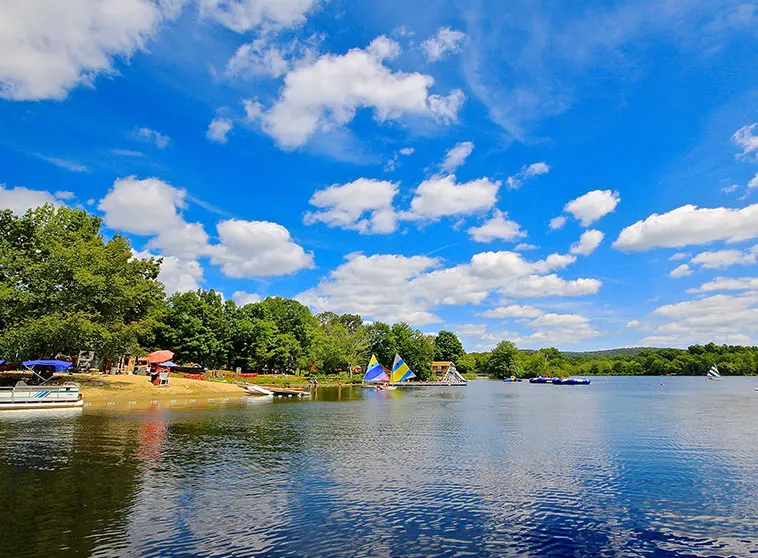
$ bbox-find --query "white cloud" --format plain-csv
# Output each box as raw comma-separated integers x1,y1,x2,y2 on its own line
243,98,264,121
225,37,317,79
455,324,488,337
564,190,620,226
206,117,234,144
385,146,415,171
298,253,442,325
135,127,170,149
570,229,604,256
688,276,758,293
669,264,693,278
643,291,758,346
614,204,758,251
304,178,398,234
441,141,474,173
399,147,414,156
0,0,179,101
531,313,590,328
148,222,212,261
626,320,641,328
0,185,60,215
669,252,690,261
405,175,500,220
54,191,76,200
299,250,598,325
549,215,567,230
732,123,758,161
468,210,526,243
514,243,539,251
420,27,466,61
690,248,757,269
749,172,758,189
210,218,314,278
36,155,90,173
201,0,320,32
478,305,544,319
98,177,187,235
507,162,550,189
100,177,312,279
134,249,204,296
232,291,262,306
499,274,602,298
262,36,465,147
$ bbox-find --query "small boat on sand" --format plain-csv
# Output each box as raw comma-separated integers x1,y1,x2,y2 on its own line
244,384,274,396
0,381,83,410
552,378,591,385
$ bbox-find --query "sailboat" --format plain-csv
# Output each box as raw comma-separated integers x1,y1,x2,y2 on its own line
707,365,722,381
362,355,392,389
390,354,416,383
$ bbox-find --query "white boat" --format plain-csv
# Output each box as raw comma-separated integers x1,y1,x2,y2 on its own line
0,381,83,410
707,365,722,381
244,384,274,396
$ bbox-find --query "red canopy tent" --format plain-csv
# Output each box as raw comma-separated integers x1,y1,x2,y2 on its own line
145,350,174,364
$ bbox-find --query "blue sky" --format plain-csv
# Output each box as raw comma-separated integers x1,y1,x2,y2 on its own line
1,0,757,351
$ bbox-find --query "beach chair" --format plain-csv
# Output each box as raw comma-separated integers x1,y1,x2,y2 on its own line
158,370,170,386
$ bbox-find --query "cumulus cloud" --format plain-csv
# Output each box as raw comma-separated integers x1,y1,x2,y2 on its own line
202,0,320,32
134,249,204,296
514,243,539,251
749,172,758,189
304,178,398,234
134,127,170,149
262,36,465,147
669,264,693,278
507,162,550,189
206,117,234,143
626,320,641,328
732,122,758,161
549,216,567,230
209,218,314,278
299,250,599,325
0,0,179,100
405,175,500,221
478,304,544,319
225,37,317,79
233,291,262,306
100,176,313,278
614,204,758,251
499,274,602,298
669,252,690,261
564,189,620,226
690,248,757,269
570,229,604,256
98,177,187,235
441,141,474,173
385,147,415,171
468,210,526,243
687,276,758,294
0,185,62,215
420,27,466,61
643,291,758,346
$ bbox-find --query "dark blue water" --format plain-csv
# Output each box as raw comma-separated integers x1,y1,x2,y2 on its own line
1,377,757,557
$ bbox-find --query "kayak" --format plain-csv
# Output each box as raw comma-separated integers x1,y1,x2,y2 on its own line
552,378,591,385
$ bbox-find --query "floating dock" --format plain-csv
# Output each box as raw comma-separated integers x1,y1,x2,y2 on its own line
390,381,467,387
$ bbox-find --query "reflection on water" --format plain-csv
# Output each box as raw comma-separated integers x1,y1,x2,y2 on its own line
1,378,757,557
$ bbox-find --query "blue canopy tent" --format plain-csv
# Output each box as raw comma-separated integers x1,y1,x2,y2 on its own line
23,360,73,372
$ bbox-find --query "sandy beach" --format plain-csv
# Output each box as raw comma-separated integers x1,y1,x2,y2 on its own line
75,373,246,402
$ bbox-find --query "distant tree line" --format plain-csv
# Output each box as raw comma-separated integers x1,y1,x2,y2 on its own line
1,206,756,378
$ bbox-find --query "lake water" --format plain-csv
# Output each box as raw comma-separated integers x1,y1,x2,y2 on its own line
1,377,757,557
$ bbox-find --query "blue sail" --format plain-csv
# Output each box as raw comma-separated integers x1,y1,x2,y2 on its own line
364,355,389,382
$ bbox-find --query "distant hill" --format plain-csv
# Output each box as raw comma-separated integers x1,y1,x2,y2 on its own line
561,347,676,359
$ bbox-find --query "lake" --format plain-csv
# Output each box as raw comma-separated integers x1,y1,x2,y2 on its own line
1,377,757,557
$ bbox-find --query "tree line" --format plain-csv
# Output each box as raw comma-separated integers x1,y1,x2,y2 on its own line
1,206,755,378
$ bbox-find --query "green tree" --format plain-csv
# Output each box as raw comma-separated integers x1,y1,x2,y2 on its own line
0,205,164,360
391,322,434,380
367,322,396,368
434,330,465,362
486,341,519,378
